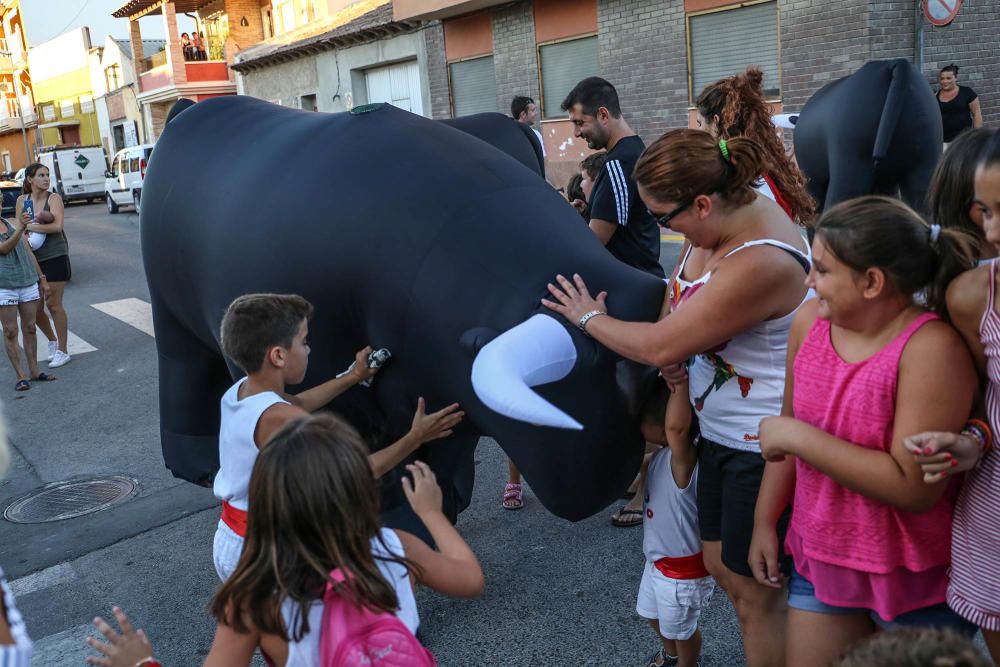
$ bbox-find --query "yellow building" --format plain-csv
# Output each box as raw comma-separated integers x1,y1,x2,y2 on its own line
28,27,102,147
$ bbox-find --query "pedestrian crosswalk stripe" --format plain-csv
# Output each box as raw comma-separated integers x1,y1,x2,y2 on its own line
91,298,155,338
19,330,98,362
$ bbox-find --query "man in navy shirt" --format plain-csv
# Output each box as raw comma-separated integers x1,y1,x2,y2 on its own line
562,77,664,279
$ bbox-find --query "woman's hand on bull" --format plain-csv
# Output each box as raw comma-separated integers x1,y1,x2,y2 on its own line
541,274,607,327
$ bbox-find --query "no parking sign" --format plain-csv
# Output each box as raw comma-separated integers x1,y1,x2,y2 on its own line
923,0,963,26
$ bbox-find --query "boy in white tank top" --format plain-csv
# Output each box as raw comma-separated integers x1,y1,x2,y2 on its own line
637,379,714,667
213,294,465,581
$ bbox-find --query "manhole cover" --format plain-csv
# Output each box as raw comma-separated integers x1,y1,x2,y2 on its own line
3,476,138,524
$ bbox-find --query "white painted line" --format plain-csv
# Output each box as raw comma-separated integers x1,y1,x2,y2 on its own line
91,298,155,338
9,562,76,597
18,329,98,362
30,622,93,665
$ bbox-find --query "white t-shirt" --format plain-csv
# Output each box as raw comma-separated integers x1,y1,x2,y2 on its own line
281,528,420,667
213,377,289,510
642,449,702,562
532,127,546,158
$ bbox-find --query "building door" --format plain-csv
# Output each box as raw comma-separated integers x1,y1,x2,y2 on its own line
364,61,423,116
1,152,10,173
61,126,81,145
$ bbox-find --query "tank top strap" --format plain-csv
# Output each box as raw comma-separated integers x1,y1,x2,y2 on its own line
676,242,695,278
42,193,52,212
721,238,811,274
979,258,1000,334
884,311,940,360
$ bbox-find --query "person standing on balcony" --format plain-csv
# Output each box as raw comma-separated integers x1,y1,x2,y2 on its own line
180,32,193,61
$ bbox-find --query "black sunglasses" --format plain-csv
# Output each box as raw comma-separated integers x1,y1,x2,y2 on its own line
651,200,692,228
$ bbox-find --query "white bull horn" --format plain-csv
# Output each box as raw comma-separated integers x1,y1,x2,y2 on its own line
471,313,582,430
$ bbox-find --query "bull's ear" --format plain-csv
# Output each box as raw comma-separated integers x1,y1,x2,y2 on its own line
459,328,498,355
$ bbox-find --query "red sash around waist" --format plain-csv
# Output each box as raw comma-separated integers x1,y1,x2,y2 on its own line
221,501,248,537
654,552,710,580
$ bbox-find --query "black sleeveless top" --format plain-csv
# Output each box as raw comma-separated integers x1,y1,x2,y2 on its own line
937,85,978,143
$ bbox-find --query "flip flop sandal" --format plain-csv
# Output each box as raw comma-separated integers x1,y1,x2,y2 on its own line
502,482,524,510
14,379,29,392
610,507,643,528
30,373,56,382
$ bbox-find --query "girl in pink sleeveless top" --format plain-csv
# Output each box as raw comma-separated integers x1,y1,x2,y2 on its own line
905,132,1000,664
751,196,979,667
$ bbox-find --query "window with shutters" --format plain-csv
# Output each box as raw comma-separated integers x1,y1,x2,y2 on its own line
449,56,497,117
537,35,598,119
687,1,780,102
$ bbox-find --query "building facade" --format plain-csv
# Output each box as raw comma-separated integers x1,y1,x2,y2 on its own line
0,0,36,171
91,35,163,157
232,1,437,120
391,0,999,184
111,0,273,140
29,28,103,149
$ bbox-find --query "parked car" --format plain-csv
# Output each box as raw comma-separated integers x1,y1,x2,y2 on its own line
0,180,21,218
37,146,108,204
105,144,154,214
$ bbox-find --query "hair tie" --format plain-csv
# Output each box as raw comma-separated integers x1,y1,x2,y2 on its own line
929,223,942,246
718,139,730,162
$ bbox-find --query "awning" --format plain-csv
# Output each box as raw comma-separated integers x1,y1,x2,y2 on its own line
39,120,80,129
112,0,215,19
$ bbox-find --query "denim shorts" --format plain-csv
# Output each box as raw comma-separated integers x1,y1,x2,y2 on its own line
787,567,976,636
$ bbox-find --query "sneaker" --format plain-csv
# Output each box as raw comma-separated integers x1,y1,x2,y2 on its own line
48,350,71,368
46,341,57,362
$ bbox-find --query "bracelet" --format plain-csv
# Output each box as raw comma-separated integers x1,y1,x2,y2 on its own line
577,310,607,335
963,418,993,452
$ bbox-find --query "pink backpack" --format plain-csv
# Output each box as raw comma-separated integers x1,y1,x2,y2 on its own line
319,569,437,667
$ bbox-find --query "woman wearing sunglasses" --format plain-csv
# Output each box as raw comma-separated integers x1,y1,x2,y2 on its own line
543,129,811,667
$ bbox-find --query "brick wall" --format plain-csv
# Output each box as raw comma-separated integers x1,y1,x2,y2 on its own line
869,0,914,61
778,0,871,112
422,21,451,119
490,1,539,119
919,0,1000,126
597,0,687,143
226,0,266,52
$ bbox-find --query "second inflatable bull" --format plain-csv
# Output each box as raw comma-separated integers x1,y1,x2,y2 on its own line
141,96,666,522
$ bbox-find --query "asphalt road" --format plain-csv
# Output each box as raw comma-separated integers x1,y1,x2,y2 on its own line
0,203,756,666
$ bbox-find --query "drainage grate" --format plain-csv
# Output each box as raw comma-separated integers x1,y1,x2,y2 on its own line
3,476,138,524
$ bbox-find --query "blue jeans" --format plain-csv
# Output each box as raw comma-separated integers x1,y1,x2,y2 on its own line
787,567,976,636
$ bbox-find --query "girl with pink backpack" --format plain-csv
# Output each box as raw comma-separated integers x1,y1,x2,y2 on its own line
85,414,485,667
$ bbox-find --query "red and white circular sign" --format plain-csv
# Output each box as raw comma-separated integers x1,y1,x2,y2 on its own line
923,0,963,26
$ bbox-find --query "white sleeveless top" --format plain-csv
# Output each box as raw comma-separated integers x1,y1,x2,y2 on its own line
642,449,701,562
674,239,811,452
281,528,420,667
0,567,32,666
213,377,289,510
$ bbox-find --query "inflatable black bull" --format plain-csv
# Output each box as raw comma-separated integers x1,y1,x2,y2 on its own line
794,58,943,213
142,96,666,522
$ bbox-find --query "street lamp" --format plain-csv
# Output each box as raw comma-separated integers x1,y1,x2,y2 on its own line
0,50,31,171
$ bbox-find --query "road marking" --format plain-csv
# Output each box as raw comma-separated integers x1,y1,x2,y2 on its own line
9,562,76,597
30,622,93,664
660,233,684,243
91,298,155,338
19,329,98,362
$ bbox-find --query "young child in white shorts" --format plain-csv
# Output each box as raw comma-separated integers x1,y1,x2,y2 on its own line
637,378,714,667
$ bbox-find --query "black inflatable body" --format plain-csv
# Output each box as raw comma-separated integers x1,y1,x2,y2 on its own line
141,96,665,522
794,59,942,213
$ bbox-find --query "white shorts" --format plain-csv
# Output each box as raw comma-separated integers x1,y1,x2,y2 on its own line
213,519,245,582
636,561,715,640
0,284,39,307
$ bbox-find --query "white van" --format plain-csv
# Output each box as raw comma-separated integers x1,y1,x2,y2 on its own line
105,144,154,214
37,146,108,204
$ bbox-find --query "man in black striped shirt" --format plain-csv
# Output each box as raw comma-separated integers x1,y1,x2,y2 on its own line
562,77,664,279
